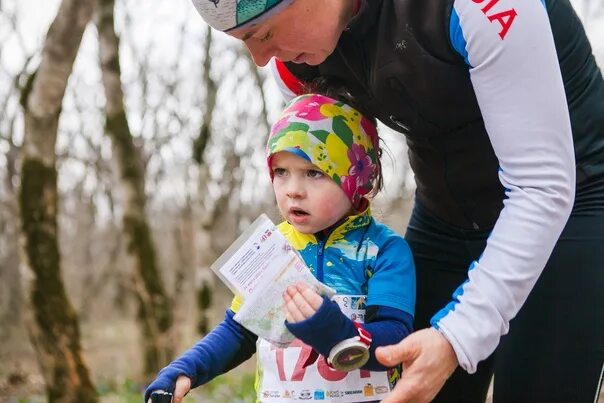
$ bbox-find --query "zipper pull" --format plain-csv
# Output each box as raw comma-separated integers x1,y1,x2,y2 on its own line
316,240,325,282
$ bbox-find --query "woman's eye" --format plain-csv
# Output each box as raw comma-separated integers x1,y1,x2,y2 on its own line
259,31,272,42
307,169,324,178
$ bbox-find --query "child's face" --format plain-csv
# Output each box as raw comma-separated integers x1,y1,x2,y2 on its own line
271,151,353,234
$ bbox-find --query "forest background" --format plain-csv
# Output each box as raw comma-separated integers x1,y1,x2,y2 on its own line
0,0,602,402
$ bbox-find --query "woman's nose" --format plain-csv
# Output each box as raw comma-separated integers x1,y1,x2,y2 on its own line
245,41,274,67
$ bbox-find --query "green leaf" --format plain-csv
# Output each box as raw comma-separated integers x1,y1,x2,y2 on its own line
332,116,353,147
310,129,330,143
268,122,309,149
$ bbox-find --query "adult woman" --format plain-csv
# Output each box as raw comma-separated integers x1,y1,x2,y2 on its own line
191,0,604,402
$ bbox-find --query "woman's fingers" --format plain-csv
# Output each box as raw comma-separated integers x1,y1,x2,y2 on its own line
378,328,458,403
376,332,420,367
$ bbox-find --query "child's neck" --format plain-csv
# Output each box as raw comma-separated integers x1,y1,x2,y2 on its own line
316,216,349,239
314,202,365,239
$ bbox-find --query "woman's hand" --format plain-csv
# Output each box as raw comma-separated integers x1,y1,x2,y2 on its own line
172,375,191,403
376,328,458,403
283,282,324,322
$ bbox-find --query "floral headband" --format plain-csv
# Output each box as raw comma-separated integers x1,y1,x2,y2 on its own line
267,93,379,209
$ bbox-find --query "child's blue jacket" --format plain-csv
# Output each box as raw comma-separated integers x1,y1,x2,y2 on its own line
278,207,415,316
144,207,415,402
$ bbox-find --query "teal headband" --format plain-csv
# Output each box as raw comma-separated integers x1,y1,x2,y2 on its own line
191,0,291,32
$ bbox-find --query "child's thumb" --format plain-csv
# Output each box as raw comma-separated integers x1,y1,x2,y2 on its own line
375,337,418,367
173,376,192,403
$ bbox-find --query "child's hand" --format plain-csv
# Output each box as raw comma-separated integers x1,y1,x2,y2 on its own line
172,375,191,403
283,282,324,323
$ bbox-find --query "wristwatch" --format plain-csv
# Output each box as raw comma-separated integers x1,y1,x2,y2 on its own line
327,322,372,372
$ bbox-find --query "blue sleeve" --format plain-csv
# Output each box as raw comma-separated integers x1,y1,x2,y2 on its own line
363,305,413,370
366,231,416,317
143,309,257,402
285,298,412,372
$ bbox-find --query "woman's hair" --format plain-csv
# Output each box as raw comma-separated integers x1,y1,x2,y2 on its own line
302,77,384,197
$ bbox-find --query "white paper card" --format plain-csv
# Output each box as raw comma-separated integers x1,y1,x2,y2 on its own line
211,214,335,347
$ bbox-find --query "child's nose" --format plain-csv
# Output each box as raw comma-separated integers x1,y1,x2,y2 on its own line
286,189,305,199
286,181,305,199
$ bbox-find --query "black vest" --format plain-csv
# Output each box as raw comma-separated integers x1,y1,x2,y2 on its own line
285,0,604,229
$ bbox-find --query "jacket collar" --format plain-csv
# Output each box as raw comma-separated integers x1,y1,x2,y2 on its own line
343,0,382,38
279,205,373,250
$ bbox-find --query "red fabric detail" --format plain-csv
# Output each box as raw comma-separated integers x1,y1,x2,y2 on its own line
302,348,320,368
353,321,373,345
275,59,305,95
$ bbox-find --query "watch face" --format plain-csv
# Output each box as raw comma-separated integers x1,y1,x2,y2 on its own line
337,346,367,365
332,344,369,371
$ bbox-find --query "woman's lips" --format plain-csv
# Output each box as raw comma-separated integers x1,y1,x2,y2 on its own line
292,53,307,64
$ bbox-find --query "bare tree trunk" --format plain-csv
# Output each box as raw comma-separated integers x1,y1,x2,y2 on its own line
76,192,96,321
18,0,98,401
239,46,272,134
1,199,21,324
172,201,195,341
193,26,218,335
96,0,173,378
78,227,122,317
1,9,38,336
192,26,216,166
0,134,21,333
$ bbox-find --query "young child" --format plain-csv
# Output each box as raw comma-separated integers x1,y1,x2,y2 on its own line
144,94,416,403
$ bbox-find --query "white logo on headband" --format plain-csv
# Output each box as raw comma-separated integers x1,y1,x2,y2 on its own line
191,0,238,31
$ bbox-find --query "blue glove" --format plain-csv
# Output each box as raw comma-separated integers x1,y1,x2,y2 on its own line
285,297,414,371
285,296,358,357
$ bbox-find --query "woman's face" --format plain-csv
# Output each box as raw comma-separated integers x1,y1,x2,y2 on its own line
228,0,354,67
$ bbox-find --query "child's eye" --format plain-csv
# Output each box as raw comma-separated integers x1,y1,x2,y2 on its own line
273,167,287,177
307,169,324,179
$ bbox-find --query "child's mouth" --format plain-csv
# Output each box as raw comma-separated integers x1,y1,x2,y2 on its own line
290,207,309,217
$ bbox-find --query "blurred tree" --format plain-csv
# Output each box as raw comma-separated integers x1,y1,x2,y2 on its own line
18,0,98,401
192,27,216,168
239,46,272,138
58,93,125,319
0,0,38,339
0,130,21,333
0,93,22,333
96,0,173,378
194,25,218,336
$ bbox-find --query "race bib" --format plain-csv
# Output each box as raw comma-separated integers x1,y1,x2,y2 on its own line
256,295,398,402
